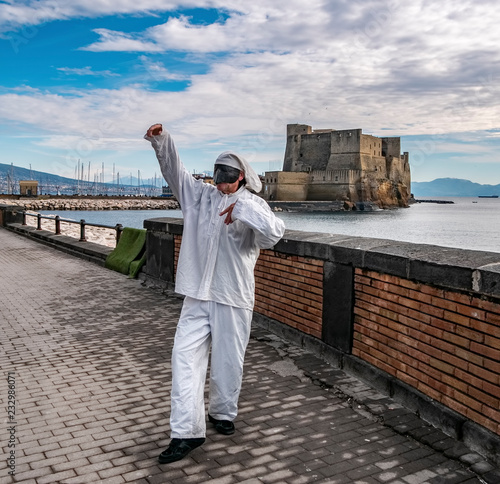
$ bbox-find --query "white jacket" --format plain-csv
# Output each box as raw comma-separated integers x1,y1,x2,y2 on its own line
146,129,286,310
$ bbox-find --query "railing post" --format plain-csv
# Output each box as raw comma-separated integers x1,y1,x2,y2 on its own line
115,224,123,246
36,213,42,230
79,219,87,242
55,215,61,235
22,211,27,225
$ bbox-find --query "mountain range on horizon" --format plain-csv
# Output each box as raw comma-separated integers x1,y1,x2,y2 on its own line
411,178,500,197
1,163,499,197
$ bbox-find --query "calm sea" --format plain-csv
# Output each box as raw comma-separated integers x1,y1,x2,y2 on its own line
40,197,500,254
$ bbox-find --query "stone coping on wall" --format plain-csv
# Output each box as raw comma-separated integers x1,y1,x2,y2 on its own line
144,217,500,299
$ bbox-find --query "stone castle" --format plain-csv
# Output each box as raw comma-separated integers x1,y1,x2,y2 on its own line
263,124,411,208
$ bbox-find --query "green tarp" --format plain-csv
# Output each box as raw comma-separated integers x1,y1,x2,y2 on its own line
105,227,147,278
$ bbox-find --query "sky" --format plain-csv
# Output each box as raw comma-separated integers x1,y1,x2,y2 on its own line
1,0,500,186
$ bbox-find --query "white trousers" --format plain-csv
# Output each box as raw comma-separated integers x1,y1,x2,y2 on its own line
170,296,252,439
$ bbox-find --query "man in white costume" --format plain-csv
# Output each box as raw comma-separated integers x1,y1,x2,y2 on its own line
144,124,285,464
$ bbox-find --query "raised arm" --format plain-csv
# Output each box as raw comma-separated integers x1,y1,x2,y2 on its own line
144,124,200,207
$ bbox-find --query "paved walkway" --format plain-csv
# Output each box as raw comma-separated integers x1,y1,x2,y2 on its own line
0,227,498,484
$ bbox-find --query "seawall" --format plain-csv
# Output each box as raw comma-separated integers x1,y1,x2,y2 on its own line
2,204,500,466
0,197,179,211
268,200,380,212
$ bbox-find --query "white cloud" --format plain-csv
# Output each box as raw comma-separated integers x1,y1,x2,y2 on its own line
81,1,333,53
0,0,177,34
82,28,164,53
138,56,190,81
57,66,120,77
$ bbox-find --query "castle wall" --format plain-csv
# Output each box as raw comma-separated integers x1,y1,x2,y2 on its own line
283,124,314,171
326,153,361,171
328,129,361,154
382,137,401,158
264,171,309,201
298,132,333,171
360,134,383,157
283,134,302,172
360,153,387,175
287,124,313,136
307,170,361,201
386,155,408,183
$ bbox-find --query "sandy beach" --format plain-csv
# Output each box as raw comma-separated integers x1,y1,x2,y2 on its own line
24,212,119,248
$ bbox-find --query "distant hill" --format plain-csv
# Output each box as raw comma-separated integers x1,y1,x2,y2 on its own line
0,163,158,196
411,178,500,197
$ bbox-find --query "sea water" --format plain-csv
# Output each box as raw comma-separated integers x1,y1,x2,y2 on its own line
40,197,500,254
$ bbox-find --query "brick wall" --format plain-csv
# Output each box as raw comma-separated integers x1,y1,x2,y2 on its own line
254,250,324,339
353,268,500,436
173,236,324,339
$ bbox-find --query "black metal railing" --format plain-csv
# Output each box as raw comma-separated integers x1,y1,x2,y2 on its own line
22,212,123,245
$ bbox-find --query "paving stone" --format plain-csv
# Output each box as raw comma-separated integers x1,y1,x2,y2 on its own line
0,228,494,484
36,469,77,484
481,468,500,484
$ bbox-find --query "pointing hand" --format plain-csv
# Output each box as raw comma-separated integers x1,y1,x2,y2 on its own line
220,203,236,225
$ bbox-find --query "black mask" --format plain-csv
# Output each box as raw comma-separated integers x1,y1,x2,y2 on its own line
213,165,241,184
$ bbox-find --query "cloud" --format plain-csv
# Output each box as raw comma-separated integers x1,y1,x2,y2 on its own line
57,66,120,77
0,0,176,34
82,1,334,53
138,56,190,81
82,28,164,53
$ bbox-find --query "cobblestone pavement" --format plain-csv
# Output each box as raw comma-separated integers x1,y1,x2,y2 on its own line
0,227,497,484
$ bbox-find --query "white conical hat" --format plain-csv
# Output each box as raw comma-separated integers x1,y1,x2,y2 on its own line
214,151,262,193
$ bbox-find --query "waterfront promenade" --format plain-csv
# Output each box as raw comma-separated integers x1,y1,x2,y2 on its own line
0,227,498,484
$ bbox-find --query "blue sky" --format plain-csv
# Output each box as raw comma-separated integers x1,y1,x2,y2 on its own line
1,0,500,186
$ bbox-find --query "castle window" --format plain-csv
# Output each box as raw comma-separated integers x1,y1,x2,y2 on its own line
335,176,339,181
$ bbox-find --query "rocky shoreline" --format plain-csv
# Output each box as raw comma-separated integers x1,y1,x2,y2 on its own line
0,197,180,211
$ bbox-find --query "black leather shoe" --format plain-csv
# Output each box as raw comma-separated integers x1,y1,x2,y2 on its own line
208,414,235,435
158,438,205,464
